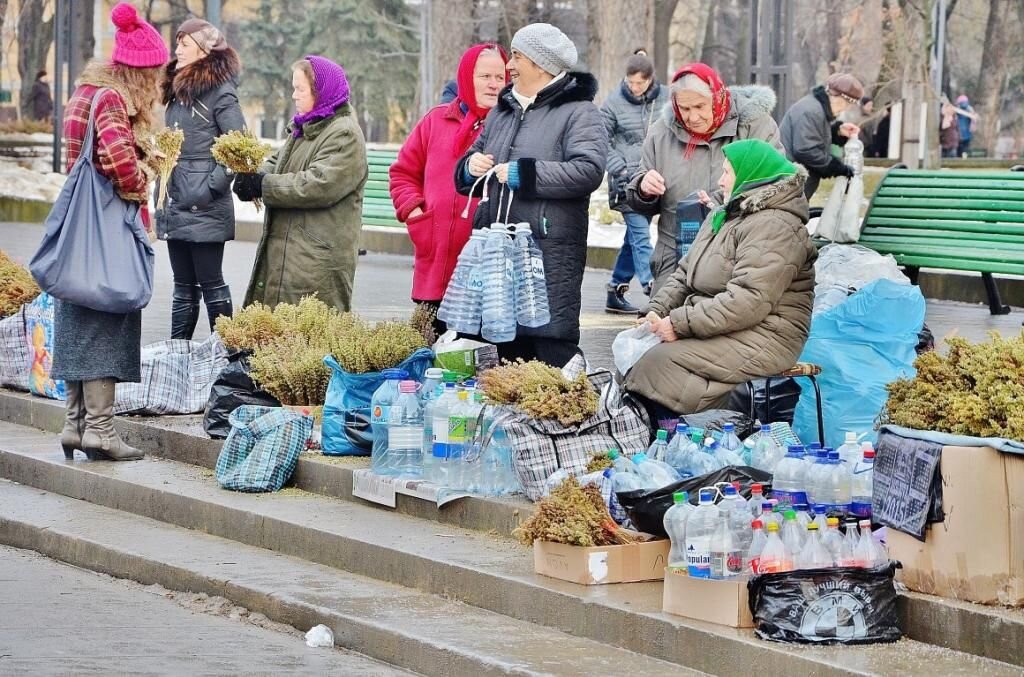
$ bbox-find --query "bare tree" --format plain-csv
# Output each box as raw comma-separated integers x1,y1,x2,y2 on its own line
421,0,476,112
975,0,1013,151
17,0,54,120
69,0,95,82
588,0,653,103
699,0,750,83
652,0,680,83
0,0,9,87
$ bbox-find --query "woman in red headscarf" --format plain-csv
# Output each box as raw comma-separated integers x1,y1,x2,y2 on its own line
625,63,782,294
390,44,508,331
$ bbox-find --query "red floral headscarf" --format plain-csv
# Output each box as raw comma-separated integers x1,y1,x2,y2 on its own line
453,43,509,156
670,63,731,158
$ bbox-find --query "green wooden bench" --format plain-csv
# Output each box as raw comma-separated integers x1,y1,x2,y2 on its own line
362,147,401,228
857,166,1024,315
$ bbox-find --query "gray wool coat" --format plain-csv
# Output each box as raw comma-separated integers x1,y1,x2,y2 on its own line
601,80,668,212
455,72,608,346
156,49,246,243
779,86,851,198
624,85,782,294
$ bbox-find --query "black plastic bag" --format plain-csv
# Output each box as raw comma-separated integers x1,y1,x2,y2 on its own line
916,323,935,355
680,409,754,439
342,406,374,453
202,352,280,439
748,562,902,645
726,377,802,425
616,466,773,538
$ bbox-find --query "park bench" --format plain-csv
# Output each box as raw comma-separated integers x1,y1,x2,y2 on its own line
362,147,401,228
856,166,1024,315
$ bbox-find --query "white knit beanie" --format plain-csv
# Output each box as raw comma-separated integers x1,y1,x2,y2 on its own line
511,23,578,76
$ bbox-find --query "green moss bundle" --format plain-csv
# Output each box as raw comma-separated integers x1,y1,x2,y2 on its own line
154,126,184,210
478,359,598,426
249,333,332,407
210,129,273,210
881,333,1024,441
329,319,428,374
0,249,40,318
513,477,640,547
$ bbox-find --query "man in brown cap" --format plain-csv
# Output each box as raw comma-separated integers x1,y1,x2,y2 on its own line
779,72,865,197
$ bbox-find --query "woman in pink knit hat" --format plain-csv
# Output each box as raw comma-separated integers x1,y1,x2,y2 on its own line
52,2,168,462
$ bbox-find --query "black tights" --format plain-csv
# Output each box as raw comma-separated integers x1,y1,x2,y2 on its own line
167,240,232,339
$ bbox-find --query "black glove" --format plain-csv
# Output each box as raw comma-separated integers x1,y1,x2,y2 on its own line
840,164,855,178
232,172,264,201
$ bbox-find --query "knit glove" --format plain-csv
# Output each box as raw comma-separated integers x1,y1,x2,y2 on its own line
232,172,264,201
840,164,855,178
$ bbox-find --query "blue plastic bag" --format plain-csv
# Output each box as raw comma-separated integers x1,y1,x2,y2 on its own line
321,347,434,456
793,279,924,449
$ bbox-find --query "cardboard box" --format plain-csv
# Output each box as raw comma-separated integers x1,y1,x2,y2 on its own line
662,569,754,628
433,338,498,378
533,538,669,585
889,445,1024,606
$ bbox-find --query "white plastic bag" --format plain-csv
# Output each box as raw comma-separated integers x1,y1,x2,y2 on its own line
305,624,334,648
612,324,661,376
813,244,910,315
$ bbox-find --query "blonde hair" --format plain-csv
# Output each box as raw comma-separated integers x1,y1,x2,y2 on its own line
291,59,317,97
671,73,712,99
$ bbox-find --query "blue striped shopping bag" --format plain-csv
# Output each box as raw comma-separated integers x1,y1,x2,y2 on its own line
215,405,313,492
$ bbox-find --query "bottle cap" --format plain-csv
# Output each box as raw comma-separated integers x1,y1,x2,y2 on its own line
442,371,459,383
766,522,780,532
723,485,738,496
761,502,773,510
723,423,734,431
444,381,457,390
382,368,409,380
807,522,819,531
399,380,419,393
425,368,444,379
690,431,704,442
816,448,828,458
458,391,469,400
752,483,763,493
859,519,872,528
698,488,716,504
828,450,840,460
633,452,648,462
795,503,809,511
760,423,771,431
783,509,797,520
603,468,613,478
861,441,874,450
656,429,668,441
752,519,764,529
809,442,822,450
676,423,688,433
474,392,484,402
787,444,804,455
827,517,840,526
846,432,858,443
864,449,876,459
814,503,827,514
672,491,688,504
732,481,741,490
607,449,620,460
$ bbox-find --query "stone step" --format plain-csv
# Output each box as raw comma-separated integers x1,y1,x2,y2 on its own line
0,420,1019,676
0,480,691,677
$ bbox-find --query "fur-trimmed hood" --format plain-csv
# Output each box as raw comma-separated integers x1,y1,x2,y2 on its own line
733,165,809,220
660,84,777,131
496,71,599,112
162,47,241,106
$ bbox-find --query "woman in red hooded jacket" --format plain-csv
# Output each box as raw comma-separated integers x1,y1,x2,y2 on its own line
389,44,508,332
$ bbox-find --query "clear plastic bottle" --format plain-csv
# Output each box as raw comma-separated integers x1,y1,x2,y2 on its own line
713,434,744,467
836,431,862,469
420,368,444,404
480,224,517,343
797,522,834,569
709,516,744,579
543,468,574,496
663,491,693,573
701,438,728,472
446,391,473,490
757,522,793,573
772,445,807,507
838,520,865,567
438,230,487,334
821,516,844,561
804,447,828,506
759,501,778,527
824,450,852,514
855,519,886,567
749,483,766,518
850,448,875,519
750,426,784,473
384,380,425,477
721,485,753,556
793,503,812,530
647,429,670,463
511,223,551,328
685,488,721,579
631,452,681,489
461,392,486,492
747,519,768,573
606,449,639,475
665,423,691,473
803,443,823,477
420,383,443,478
428,381,459,485
811,504,829,531
719,423,743,460
780,509,805,555
370,368,409,475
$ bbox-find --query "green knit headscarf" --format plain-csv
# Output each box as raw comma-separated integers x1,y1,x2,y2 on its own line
711,139,797,233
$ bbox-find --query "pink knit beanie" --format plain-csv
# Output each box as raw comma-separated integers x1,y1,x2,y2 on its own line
111,3,169,68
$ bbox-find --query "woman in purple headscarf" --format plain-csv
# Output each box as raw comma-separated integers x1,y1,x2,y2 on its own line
234,55,368,311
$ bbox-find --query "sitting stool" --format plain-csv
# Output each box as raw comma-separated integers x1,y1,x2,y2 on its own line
743,362,824,445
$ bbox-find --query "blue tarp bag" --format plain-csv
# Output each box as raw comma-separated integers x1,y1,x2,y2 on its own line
29,88,154,314
793,279,924,449
216,405,313,492
321,348,434,456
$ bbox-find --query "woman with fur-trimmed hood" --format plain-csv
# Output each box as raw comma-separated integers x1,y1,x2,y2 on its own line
625,139,816,420
626,63,782,294
157,18,245,340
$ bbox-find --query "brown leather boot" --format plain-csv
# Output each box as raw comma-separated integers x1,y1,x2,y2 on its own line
60,380,87,459
81,378,144,461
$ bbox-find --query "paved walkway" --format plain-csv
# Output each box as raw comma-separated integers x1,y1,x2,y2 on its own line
0,544,411,676
2,222,1021,374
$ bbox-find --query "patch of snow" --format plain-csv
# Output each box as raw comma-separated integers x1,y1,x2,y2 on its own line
0,163,66,202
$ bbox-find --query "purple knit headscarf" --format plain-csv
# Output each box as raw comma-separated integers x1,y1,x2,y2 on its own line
292,55,350,138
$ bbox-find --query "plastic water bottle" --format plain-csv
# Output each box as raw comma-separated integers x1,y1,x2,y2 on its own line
836,431,862,468
811,504,829,531
647,429,670,463
781,509,805,554
804,447,828,505
798,522,834,569
759,502,778,527
747,519,768,573
665,423,690,470
511,223,551,328
821,517,844,561
749,483,766,518
772,445,807,507
370,368,408,474
631,452,681,489
428,381,459,485
420,368,444,402
850,448,875,519
750,426,783,472
446,391,473,489
385,381,425,477
438,230,487,334
855,519,886,567
838,520,865,567
607,449,639,475
663,491,693,573
709,517,744,579
544,468,575,496
803,443,821,476
793,503,812,530
480,224,517,343
667,430,697,476
822,450,852,514
701,438,729,472
757,522,793,573
719,423,743,461
721,485,753,556
685,488,720,578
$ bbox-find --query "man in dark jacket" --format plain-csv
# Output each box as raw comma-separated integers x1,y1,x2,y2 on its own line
780,73,864,197
456,23,607,368
28,70,53,122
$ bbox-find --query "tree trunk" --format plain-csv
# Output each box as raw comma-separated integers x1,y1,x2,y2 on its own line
587,0,653,104
18,0,55,120
69,0,95,84
699,0,750,83
0,0,9,87
652,0,680,83
421,0,476,113
975,0,1012,154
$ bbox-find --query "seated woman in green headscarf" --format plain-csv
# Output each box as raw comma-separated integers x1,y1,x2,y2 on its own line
624,139,818,422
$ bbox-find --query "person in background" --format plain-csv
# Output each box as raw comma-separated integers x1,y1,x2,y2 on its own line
940,102,960,159
602,54,667,313
53,3,168,461
234,55,367,312
625,63,781,294
956,94,977,157
455,23,607,368
29,69,53,122
625,139,816,422
157,18,245,340
390,44,508,335
439,79,458,104
779,72,864,198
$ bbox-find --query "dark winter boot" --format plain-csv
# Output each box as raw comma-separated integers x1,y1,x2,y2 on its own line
81,378,144,461
202,283,234,334
60,380,87,460
170,283,201,340
605,283,639,315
